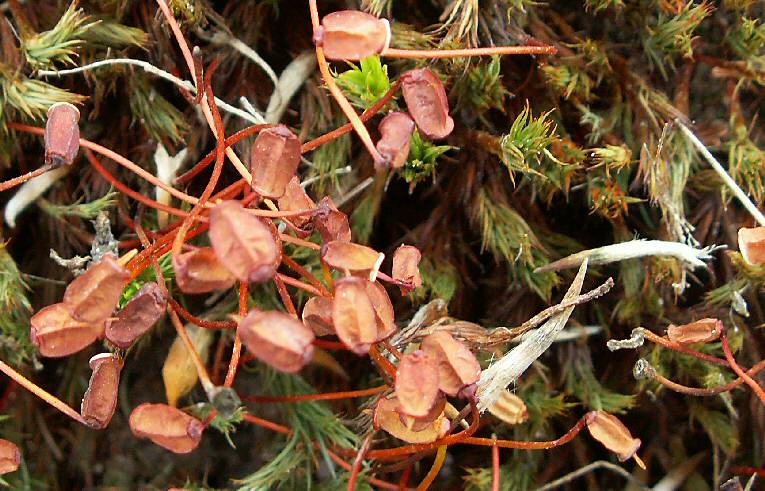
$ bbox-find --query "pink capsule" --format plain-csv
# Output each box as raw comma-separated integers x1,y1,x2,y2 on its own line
376,112,415,170
250,125,301,199
400,68,454,140
315,11,391,61
81,353,123,429
314,196,351,243
44,102,80,167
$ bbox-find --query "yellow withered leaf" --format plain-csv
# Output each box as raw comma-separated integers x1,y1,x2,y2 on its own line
162,325,213,407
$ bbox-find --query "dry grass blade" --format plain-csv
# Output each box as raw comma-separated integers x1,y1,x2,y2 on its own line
477,259,590,412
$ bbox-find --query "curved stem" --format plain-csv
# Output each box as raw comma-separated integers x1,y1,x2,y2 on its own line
415,445,447,490
382,45,557,59
648,358,765,396
300,80,401,154
643,330,729,367
491,435,500,491
0,163,54,193
273,274,298,317
86,149,200,220
365,402,480,460
175,125,273,184
9,123,206,208
281,255,331,297
224,282,248,388
0,359,89,426
722,334,765,406
348,434,373,491
307,0,383,165
168,298,237,330
242,385,387,403
276,273,323,296
461,416,587,450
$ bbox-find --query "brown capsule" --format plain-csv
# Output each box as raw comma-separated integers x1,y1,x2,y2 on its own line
44,102,80,167
364,280,397,340
250,125,301,199
667,318,723,345
209,200,281,283
374,395,449,444
398,393,446,431
302,295,335,337
105,282,166,349
400,68,454,140
738,227,765,265
278,176,316,229
81,353,123,429
129,403,204,454
315,10,390,61
392,244,422,294
421,331,481,397
321,241,384,280
173,247,237,294
314,196,351,243
585,411,641,462
238,310,315,373
488,390,528,426
332,277,379,354
30,303,103,357
0,439,20,475
395,350,440,418
63,255,129,324
376,112,415,170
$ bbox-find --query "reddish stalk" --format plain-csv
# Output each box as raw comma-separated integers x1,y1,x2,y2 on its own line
643,330,729,367
175,125,274,184
491,435,500,491
281,255,331,297
136,223,216,397
325,448,409,491
280,234,322,250
8,123,206,207
382,45,557,59
169,298,237,330
0,163,54,193
649,358,765,397
369,344,398,380
242,413,291,435
273,274,298,317
300,80,402,154
721,334,765,406
381,340,403,361
348,434,373,491
0,359,89,426
275,273,324,296
399,465,412,491
365,402,480,460
462,416,588,449
731,466,765,477
224,282,249,388
242,384,387,403
313,339,350,351
85,149,199,220
307,0,384,164
415,445,447,490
